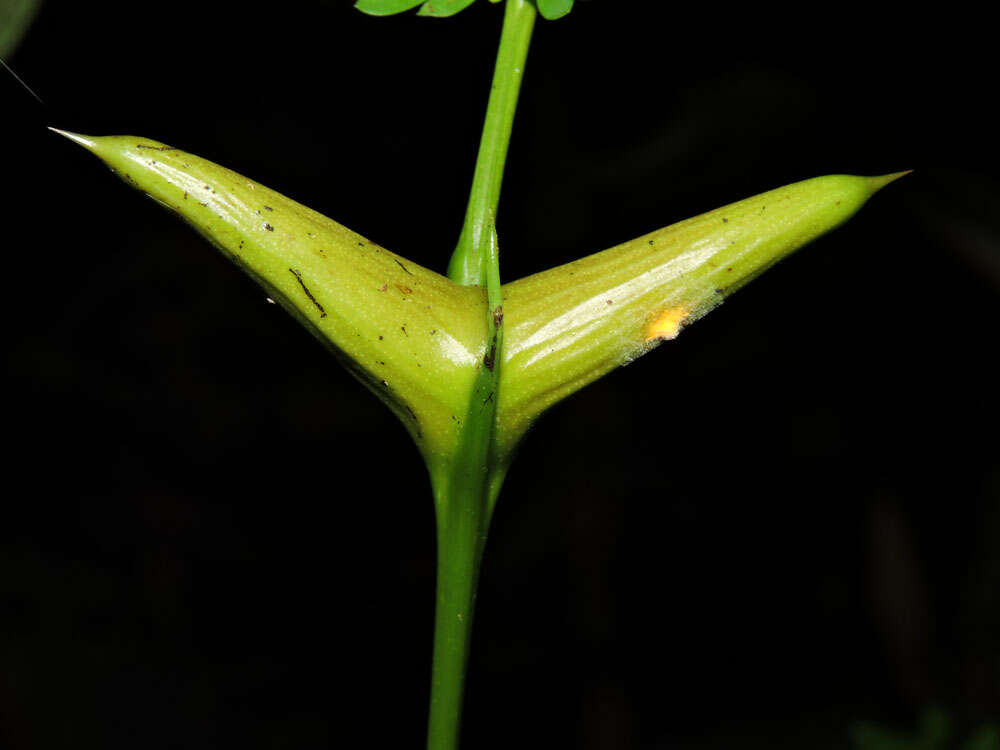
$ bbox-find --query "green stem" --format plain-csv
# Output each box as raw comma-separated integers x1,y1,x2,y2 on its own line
426,451,507,750
425,471,489,750
446,0,535,287
429,2,535,749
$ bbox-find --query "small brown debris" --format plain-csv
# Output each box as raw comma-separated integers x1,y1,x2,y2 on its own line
289,268,326,318
483,332,498,371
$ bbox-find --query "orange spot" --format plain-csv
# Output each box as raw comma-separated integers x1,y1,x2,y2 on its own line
645,307,686,342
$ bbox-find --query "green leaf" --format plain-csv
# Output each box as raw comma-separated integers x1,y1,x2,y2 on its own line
0,0,44,58
535,0,574,20
354,0,425,16
51,130,489,469
418,0,479,16
355,0,574,21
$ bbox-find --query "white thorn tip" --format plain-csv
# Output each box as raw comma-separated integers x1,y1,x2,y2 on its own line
48,127,97,149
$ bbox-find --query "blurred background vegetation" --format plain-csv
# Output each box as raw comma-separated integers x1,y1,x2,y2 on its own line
2,1,998,747
0,0,41,58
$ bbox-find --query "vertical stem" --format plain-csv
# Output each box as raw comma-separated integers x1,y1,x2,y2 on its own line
430,5,535,747
425,411,508,750
446,0,536,287
426,475,488,750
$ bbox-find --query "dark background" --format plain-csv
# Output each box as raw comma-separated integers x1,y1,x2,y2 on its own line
2,1,998,747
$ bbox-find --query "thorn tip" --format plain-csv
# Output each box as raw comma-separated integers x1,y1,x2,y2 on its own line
869,170,913,192
48,127,97,150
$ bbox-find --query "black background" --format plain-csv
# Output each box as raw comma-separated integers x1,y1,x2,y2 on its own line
3,1,998,748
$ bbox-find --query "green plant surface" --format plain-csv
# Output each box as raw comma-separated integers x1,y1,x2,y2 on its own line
46,131,489,474
46,131,904,506
426,2,534,744
535,0,574,19
354,0,570,19
354,0,427,16
494,171,906,463
355,0,501,18
50,2,906,748
53,124,903,748
50,126,899,748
